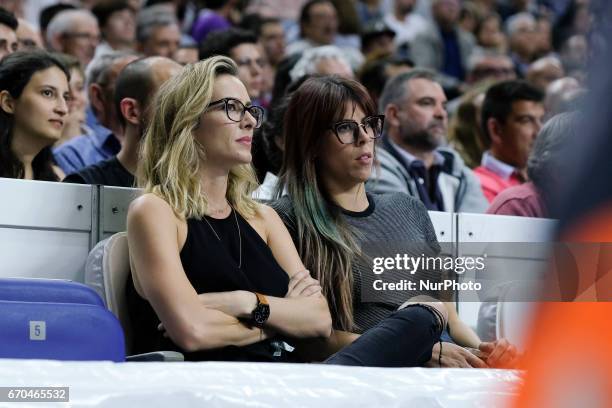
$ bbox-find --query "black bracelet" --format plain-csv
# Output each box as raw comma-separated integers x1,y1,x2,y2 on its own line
438,340,443,367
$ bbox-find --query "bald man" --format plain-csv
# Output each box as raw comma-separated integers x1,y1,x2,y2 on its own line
64,57,182,186
16,18,42,50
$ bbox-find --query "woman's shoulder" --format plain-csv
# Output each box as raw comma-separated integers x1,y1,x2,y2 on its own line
266,197,298,235
256,200,295,225
268,195,294,215
250,201,298,245
128,193,181,225
128,193,187,246
130,192,170,212
254,201,279,221
269,196,297,226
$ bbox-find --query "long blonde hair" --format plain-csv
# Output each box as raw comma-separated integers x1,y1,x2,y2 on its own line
138,55,259,219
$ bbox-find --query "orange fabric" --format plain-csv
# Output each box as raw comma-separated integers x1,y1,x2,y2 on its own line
514,302,612,407
514,206,612,407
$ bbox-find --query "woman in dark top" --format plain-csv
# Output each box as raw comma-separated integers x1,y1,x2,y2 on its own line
127,56,449,367
0,51,70,181
126,56,331,362
273,75,518,368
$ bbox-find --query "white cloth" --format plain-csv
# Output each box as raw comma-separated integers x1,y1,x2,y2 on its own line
252,172,282,200
382,0,433,20
480,151,517,181
93,42,116,59
286,39,365,71
1,359,521,407
384,12,430,46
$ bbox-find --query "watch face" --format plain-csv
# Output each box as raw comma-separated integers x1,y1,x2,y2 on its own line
253,303,270,325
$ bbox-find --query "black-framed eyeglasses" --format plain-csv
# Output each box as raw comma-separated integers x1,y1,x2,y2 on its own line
329,115,385,144
206,97,265,129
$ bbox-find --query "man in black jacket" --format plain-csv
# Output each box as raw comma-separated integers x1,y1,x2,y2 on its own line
64,56,182,187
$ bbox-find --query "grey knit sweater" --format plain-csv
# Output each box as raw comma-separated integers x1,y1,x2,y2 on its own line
272,192,445,333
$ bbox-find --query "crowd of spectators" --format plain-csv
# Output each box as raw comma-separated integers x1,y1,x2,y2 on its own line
0,0,590,219
0,0,597,370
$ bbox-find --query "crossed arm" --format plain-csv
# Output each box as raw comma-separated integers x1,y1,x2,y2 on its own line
127,195,331,353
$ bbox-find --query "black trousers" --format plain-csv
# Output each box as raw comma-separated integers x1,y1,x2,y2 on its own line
324,305,442,367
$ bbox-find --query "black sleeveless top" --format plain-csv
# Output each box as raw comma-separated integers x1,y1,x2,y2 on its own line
126,208,298,362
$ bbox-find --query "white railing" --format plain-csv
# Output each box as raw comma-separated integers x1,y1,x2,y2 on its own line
0,178,558,334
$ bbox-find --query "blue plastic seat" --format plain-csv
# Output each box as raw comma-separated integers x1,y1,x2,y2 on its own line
0,299,125,361
0,278,104,307
0,277,183,362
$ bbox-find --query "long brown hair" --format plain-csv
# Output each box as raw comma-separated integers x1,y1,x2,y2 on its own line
0,51,70,180
278,75,377,331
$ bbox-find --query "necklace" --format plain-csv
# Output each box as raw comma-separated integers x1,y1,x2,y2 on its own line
202,206,242,269
207,200,231,216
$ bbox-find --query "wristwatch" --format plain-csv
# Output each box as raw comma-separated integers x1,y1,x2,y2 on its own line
251,292,270,327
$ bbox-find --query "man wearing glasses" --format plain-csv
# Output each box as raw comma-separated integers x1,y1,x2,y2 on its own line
200,28,267,103
46,9,101,67
367,69,487,213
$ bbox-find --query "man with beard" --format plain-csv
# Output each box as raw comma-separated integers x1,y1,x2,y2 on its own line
367,69,487,213
63,57,182,187
475,80,545,202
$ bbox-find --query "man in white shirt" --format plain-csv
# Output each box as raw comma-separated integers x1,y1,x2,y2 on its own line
384,0,429,47
286,0,363,71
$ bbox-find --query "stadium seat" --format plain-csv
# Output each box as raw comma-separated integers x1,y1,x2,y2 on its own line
0,278,104,307
86,232,132,345
86,232,183,361
0,299,125,361
496,282,535,352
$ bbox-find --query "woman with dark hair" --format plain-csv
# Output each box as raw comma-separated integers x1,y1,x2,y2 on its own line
0,50,70,181
273,75,518,368
129,56,449,367
253,75,311,199
475,13,507,54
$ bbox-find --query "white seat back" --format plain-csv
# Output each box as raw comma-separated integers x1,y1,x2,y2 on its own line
85,232,133,352
496,282,536,351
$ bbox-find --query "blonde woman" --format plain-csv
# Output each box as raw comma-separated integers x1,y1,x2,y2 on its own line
127,56,449,366
126,56,331,362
